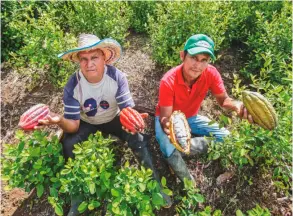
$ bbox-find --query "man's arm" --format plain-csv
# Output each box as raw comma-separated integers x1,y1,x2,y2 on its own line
160,106,173,135
214,92,253,123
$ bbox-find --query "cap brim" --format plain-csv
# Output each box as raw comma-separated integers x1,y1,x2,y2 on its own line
187,47,216,60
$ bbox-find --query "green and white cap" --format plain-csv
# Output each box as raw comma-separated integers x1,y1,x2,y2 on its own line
184,34,215,60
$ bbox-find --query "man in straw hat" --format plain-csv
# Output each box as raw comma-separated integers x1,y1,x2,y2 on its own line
155,34,254,184
36,33,171,215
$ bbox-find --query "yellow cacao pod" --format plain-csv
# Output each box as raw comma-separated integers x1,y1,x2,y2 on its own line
242,91,278,130
169,111,191,154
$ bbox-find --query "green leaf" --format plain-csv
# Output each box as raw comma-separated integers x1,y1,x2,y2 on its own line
124,160,130,167
55,203,63,216
4,185,12,191
162,188,173,196
194,193,205,203
61,169,71,175
78,201,88,213
36,184,44,198
50,177,59,183
17,141,25,153
30,147,41,157
111,188,120,197
152,192,164,206
112,206,120,214
15,130,25,139
72,148,82,154
49,187,58,197
236,209,245,216
88,200,100,210
84,149,92,154
161,177,166,187
2,176,10,181
212,152,220,160
89,182,95,194
138,183,146,192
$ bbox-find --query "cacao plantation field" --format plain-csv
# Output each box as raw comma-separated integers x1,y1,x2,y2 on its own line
1,1,292,216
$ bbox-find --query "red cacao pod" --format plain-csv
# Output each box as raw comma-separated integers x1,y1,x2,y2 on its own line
120,107,148,133
18,104,50,130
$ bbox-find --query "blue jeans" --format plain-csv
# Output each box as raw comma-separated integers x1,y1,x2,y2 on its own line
155,115,230,158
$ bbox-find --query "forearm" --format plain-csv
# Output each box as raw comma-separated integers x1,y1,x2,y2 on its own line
57,117,79,133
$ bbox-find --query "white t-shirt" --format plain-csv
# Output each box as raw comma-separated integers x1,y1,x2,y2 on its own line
63,65,134,124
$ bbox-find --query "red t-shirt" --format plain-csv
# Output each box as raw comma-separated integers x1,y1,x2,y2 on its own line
155,64,226,118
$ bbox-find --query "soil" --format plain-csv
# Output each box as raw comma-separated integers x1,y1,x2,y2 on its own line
1,34,291,216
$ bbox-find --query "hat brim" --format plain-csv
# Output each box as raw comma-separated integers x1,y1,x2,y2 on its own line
58,38,122,64
187,47,216,60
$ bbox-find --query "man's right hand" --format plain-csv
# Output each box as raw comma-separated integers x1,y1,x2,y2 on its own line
34,112,62,129
160,117,171,135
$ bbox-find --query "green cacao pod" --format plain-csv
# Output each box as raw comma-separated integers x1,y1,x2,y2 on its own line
242,91,278,130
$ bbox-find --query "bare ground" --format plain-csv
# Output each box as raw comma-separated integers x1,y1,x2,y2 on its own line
1,34,291,216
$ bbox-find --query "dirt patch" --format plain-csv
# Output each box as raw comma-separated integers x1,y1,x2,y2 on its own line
1,34,291,216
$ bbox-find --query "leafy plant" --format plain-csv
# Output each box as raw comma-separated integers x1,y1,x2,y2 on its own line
49,132,116,215
2,130,64,198
176,179,222,216
148,1,233,67
128,1,156,33
236,204,271,216
48,131,169,215
107,162,171,215
60,1,132,46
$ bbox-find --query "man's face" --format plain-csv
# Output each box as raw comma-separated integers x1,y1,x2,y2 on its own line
78,49,105,83
180,51,210,80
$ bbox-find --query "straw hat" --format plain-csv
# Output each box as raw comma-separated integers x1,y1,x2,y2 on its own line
58,33,122,64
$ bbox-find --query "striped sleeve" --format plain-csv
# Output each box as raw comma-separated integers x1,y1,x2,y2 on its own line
115,73,135,109
63,88,81,120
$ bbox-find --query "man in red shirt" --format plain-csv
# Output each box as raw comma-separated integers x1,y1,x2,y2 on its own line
155,34,253,182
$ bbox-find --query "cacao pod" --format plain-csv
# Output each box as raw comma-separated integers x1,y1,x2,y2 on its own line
120,107,148,133
169,111,191,154
18,104,50,130
242,91,278,130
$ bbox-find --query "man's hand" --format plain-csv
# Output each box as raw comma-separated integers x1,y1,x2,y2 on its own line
121,126,143,135
34,112,62,129
234,101,254,124
160,117,171,135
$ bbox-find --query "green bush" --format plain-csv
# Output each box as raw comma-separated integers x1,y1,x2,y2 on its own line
224,1,285,44
241,2,292,84
209,76,291,194
176,179,222,216
60,1,132,46
48,132,170,215
107,163,170,215
1,1,39,63
148,2,233,67
128,1,156,33
49,132,116,215
6,3,77,88
2,130,64,198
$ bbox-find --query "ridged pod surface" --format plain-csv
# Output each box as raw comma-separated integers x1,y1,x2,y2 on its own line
242,91,278,130
169,110,191,154
18,104,50,130
120,107,148,133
